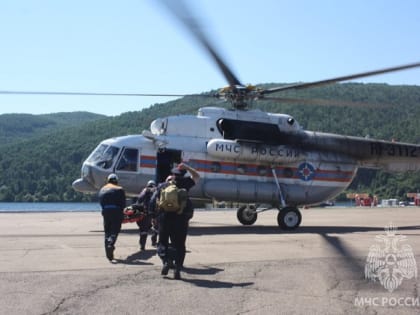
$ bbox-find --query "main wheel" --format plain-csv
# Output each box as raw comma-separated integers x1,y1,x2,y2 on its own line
237,205,258,225
277,207,302,230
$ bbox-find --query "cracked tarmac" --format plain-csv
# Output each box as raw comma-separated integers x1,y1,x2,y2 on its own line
0,208,419,314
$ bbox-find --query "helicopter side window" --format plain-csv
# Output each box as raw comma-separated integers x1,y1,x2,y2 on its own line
211,162,221,172
87,144,120,169
237,164,247,174
257,165,269,176
116,148,138,172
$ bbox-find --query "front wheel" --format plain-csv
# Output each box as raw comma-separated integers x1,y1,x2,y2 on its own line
277,207,302,230
237,205,258,225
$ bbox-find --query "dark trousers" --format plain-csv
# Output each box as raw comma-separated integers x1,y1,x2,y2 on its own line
158,213,189,268
136,215,157,247
102,210,123,248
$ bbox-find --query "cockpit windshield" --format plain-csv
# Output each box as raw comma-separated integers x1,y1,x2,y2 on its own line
87,144,120,169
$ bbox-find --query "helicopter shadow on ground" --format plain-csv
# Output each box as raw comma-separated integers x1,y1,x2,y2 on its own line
93,224,420,236
188,224,420,279
94,225,420,279
187,224,420,236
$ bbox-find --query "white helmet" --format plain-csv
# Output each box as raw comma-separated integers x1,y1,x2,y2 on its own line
107,173,118,183
147,180,156,187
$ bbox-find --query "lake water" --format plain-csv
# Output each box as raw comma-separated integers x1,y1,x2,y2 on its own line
0,202,101,213
0,201,355,213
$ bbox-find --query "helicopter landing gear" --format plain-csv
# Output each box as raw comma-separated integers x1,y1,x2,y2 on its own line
237,204,258,225
277,207,302,230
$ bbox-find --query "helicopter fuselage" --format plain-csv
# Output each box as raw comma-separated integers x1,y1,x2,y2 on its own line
72,106,420,209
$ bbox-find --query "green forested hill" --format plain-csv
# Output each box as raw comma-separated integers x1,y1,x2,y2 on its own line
0,83,419,202
0,111,106,145
0,96,212,202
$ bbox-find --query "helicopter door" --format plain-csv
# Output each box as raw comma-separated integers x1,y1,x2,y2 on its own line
114,147,140,191
156,148,182,183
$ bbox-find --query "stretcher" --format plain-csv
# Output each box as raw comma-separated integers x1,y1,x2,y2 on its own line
122,204,146,224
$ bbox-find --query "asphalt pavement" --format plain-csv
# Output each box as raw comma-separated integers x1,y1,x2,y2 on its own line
0,207,419,314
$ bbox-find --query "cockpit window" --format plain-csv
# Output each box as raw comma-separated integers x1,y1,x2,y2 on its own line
116,148,138,172
87,144,120,169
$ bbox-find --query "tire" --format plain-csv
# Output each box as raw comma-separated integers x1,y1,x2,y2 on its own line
237,205,258,225
277,207,302,230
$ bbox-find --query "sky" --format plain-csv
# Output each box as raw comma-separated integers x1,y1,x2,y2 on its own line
1,0,420,116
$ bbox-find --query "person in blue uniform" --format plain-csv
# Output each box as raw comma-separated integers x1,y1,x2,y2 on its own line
151,162,200,279
98,173,126,262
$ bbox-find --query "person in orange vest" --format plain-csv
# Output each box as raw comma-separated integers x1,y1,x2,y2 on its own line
98,173,126,262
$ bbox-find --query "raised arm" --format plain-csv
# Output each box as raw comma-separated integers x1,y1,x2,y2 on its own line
178,162,200,184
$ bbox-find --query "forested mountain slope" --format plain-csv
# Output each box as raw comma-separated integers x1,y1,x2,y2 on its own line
0,112,106,145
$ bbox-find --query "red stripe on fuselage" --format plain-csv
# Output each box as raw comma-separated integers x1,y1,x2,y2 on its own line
140,155,354,183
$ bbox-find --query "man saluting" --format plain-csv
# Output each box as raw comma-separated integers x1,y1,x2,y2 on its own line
151,162,200,279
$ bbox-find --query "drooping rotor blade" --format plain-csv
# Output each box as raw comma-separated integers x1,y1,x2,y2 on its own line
158,0,242,87
264,62,420,94
0,90,195,97
261,96,384,108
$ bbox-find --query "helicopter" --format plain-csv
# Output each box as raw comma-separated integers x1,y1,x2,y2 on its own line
5,2,420,229
71,1,420,230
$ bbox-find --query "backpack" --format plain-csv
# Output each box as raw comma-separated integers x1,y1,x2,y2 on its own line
158,182,188,214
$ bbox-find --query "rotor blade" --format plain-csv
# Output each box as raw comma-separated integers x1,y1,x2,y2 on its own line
262,96,384,108
158,0,242,87
0,90,196,97
265,62,420,94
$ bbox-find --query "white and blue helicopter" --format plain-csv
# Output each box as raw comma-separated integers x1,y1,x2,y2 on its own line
71,2,420,230
7,2,420,229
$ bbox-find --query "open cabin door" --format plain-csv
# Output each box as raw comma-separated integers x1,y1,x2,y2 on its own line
156,148,182,184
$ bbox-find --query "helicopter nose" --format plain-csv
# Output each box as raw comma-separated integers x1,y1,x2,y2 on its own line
72,163,97,193
72,178,97,193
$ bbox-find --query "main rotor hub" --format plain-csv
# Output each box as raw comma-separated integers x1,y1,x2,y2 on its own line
218,84,261,109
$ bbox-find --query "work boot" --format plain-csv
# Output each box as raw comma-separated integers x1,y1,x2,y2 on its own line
140,235,147,250
161,262,170,276
151,232,158,247
174,268,181,280
105,245,114,261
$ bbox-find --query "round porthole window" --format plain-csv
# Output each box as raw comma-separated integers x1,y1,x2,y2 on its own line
237,164,247,174
257,165,268,176
211,162,221,172
284,167,294,178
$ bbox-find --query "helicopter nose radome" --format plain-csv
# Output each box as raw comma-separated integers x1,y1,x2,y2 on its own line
72,178,97,194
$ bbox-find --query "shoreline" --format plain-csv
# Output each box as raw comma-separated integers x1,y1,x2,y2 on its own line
0,205,417,213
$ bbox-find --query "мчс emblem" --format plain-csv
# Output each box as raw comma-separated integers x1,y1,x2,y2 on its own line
365,223,417,292
298,162,315,181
